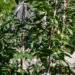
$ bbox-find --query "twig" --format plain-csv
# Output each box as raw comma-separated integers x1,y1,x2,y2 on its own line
57,0,70,12
21,3,26,70
62,0,67,74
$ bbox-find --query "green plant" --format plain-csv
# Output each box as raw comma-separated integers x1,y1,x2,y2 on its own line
0,0,75,75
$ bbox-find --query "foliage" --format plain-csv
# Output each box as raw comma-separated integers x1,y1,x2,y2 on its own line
0,0,16,14
0,0,75,75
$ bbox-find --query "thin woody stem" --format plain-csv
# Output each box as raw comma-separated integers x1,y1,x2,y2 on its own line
45,0,57,74
63,0,66,74
21,3,26,69
57,0,70,12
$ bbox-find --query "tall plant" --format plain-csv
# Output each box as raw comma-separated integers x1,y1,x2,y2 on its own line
0,0,75,75
13,0,75,74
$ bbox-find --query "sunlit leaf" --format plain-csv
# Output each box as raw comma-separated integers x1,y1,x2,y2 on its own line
67,28,73,35
60,60,68,66
24,53,32,60
12,53,24,61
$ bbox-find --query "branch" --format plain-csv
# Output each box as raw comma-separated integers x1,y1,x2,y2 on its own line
57,0,70,12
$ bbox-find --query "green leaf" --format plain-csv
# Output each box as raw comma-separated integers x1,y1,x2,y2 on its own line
54,19,58,24
60,33,64,39
24,53,32,60
60,60,68,66
50,18,54,23
12,53,24,61
41,48,53,55
68,19,72,22
33,65,40,74
41,57,48,67
64,53,72,58
31,41,34,49
20,68,24,75
62,41,69,45
39,36,42,43
67,28,73,35
51,54,60,60
54,24,58,27
11,63,15,69
1,67,7,71
54,19,58,27
17,32,23,36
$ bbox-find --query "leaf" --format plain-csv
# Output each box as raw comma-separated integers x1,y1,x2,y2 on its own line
67,28,73,35
62,41,69,45
1,67,7,71
50,18,54,23
33,65,40,74
11,63,15,69
41,48,53,55
54,24,58,27
51,54,60,60
53,19,58,27
68,19,72,22
31,41,34,49
54,19,58,24
20,68,24,75
60,33,65,39
59,41,69,45
17,32,23,36
24,53,32,60
64,53,72,58
12,53,24,61
15,0,19,4
60,60,68,66
39,36,42,43
41,57,48,67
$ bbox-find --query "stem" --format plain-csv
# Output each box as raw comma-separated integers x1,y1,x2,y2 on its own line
57,0,70,12
63,0,66,74
45,0,57,74
45,56,51,73
21,31,25,69
58,61,61,74
21,3,26,69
